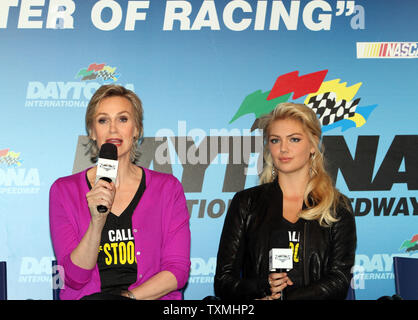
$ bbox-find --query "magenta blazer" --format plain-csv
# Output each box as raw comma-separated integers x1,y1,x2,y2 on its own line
49,167,191,300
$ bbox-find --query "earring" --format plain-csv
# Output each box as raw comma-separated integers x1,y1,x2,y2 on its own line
309,153,317,177
271,166,277,180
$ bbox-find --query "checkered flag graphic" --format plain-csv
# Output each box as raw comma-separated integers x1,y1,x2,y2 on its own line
306,92,360,125
0,155,21,167
97,70,115,81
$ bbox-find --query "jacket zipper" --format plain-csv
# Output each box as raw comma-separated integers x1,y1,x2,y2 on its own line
303,221,308,286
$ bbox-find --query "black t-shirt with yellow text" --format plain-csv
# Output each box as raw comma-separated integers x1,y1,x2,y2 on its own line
86,171,146,295
273,217,305,296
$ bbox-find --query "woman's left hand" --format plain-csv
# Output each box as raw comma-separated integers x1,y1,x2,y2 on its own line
267,272,294,300
121,290,136,300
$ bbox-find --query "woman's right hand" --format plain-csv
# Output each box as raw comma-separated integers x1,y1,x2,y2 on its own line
69,178,116,270
86,178,116,226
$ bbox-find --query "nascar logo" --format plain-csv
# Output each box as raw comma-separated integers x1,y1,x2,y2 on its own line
357,42,418,59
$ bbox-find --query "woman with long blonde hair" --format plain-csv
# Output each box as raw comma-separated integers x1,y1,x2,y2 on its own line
215,102,356,300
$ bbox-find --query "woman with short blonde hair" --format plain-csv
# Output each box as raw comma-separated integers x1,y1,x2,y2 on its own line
50,84,190,300
85,84,144,162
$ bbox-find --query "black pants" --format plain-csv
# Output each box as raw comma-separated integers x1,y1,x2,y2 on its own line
81,292,133,300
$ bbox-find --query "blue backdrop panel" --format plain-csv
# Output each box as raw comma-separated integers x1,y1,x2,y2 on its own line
0,0,417,300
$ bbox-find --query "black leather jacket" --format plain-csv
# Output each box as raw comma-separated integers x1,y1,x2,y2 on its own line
214,180,357,300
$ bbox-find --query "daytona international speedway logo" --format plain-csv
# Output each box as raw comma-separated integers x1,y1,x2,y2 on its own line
0,148,40,194
25,62,133,108
230,69,377,133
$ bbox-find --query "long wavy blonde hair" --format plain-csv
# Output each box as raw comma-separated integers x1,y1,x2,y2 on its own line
258,102,343,227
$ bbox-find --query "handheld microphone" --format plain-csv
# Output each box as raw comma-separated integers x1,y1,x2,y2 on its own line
269,231,293,300
95,143,118,213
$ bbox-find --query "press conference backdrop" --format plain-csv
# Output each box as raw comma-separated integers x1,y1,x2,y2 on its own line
1,0,417,300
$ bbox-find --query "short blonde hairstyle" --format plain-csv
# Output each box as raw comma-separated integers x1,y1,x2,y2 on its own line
258,102,344,227
85,84,144,162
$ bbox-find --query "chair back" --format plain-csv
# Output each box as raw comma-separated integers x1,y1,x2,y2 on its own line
345,284,356,300
0,261,7,300
393,256,418,300
52,260,61,300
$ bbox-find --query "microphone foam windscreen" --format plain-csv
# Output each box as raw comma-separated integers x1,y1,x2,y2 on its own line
270,230,289,249
98,143,118,160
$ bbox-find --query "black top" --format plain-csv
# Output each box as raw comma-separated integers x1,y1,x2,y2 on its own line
86,169,146,295
275,217,305,296
214,179,357,300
